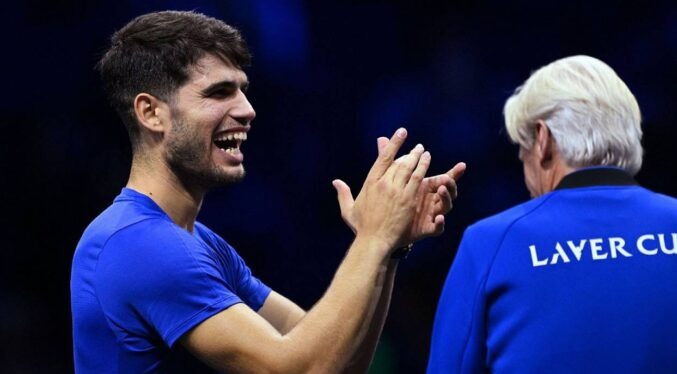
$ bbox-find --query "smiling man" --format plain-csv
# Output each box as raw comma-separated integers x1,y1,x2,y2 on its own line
70,11,464,374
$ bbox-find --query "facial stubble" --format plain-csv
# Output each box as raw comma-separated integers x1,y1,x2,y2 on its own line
165,115,245,190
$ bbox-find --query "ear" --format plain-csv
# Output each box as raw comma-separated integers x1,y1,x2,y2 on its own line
133,93,170,134
534,120,554,166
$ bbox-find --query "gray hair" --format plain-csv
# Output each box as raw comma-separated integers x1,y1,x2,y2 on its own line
503,55,643,175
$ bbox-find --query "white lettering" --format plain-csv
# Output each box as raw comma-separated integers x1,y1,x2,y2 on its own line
609,237,631,258
637,234,658,255
529,245,548,267
529,233,677,268
658,233,677,255
590,238,607,260
550,242,571,264
567,239,587,261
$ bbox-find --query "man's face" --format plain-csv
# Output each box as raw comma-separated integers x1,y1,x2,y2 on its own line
164,54,255,189
519,145,541,198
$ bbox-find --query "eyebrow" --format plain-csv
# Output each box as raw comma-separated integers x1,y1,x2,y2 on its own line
200,80,249,96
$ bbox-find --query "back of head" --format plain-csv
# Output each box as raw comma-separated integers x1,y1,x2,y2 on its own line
503,55,643,175
96,10,251,151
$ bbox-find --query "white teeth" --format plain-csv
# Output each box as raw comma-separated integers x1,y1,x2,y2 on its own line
214,132,247,142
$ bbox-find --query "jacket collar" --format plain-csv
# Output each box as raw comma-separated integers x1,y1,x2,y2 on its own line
554,166,638,190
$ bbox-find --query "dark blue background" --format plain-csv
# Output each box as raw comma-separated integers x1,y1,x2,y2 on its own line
2,1,676,372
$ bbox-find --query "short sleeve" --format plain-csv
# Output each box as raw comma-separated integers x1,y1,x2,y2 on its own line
193,223,271,311
95,220,243,348
228,246,271,311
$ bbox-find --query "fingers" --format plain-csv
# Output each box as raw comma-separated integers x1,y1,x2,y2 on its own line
376,137,389,155
332,179,354,217
426,166,460,200
388,144,424,186
437,184,452,213
365,128,408,182
431,214,445,236
425,174,452,190
405,151,431,195
443,177,458,200
421,213,446,239
447,162,467,181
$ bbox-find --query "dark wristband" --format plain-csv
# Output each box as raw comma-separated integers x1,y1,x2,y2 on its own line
390,243,413,259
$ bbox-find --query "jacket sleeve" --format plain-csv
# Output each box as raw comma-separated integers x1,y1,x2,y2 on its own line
427,227,493,374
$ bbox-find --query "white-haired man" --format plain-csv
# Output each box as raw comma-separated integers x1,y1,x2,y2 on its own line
427,55,677,374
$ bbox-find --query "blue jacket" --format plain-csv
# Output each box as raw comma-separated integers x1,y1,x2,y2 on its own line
428,167,677,374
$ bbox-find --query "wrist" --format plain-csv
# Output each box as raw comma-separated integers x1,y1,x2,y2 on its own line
352,234,393,258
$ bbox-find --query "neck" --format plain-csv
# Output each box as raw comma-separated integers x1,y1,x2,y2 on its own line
543,159,576,193
127,153,204,232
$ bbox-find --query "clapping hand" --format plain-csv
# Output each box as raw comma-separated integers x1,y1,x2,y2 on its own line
333,131,465,249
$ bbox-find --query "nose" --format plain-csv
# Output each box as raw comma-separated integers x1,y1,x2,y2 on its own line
231,90,256,125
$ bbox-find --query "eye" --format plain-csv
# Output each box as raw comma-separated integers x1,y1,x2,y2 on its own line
208,88,235,99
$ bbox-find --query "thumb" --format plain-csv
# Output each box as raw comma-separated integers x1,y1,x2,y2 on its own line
332,179,354,215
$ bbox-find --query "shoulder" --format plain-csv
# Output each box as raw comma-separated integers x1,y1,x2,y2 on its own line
460,186,677,257
449,197,553,279
75,196,168,253
638,188,677,210
94,219,228,301
464,194,554,244
94,218,205,285
107,216,188,252
194,221,229,246
193,221,238,257
455,194,558,270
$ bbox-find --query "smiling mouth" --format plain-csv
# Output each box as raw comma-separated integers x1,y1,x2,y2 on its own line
213,131,247,154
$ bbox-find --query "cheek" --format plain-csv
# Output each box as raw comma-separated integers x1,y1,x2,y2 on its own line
167,117,207,153
183,103,225,125
179,111,220,139
197,101,228,120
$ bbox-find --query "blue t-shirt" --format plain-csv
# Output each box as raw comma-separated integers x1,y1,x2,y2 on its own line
71,188,271,373
427,168,677,374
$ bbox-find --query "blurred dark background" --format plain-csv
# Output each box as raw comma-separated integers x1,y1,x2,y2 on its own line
2,0,676,372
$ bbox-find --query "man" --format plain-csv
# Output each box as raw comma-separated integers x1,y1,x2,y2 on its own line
427,55,677,374
70,11,465,374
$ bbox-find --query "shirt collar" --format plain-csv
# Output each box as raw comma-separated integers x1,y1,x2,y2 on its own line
115,187,166,214
554,166,638,190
